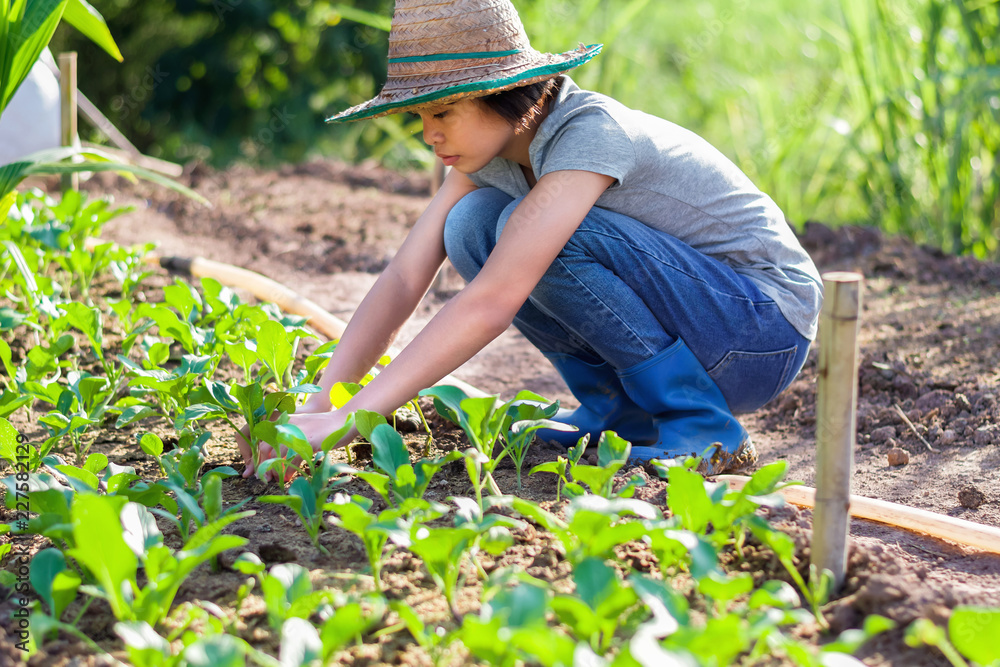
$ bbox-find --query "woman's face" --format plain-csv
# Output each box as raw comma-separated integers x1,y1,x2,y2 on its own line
418,99,518,173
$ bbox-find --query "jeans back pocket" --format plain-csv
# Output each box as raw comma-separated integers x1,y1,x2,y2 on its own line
707,346,799,414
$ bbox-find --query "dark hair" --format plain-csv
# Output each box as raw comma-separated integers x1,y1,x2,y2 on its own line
480,78,562,133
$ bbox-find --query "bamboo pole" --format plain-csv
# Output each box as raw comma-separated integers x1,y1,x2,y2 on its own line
717,475,1000,555
59,52,79,192
812,271,864,588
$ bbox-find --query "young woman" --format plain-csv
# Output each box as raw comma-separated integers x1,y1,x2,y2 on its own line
240,0,823,480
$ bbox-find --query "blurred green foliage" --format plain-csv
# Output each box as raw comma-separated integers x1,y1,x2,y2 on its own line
50,0,999,257
51,0,430,167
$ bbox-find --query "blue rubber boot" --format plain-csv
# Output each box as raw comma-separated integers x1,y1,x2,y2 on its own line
617,339,757,474
536,353,658,448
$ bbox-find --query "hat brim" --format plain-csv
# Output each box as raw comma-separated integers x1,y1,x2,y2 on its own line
325,44,602,123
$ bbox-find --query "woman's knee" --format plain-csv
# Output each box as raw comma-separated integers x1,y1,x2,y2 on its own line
444,188,513,279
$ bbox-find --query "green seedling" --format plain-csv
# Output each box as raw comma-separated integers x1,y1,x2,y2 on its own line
529,437,589,501
29,548,84,626
39,369,115,459
499,399,569,492
451,495,526,581
325,493,424,591
408,522,481,619
551,557,641,654
152,436,247,546
458,578,577,667
0,342,31,419
119,352,220,427
350,409,463,507
906,606,1000,667
54,301,125,387
420,386,560,500
384,601,453,665
53,242,115,305
231,552,266,620
258,415,355,552
69,493,252,626
252,407,351,485
259,563,341,632
209,376,321,477
107,244,156,302
568,431,645,499
279,594,387,666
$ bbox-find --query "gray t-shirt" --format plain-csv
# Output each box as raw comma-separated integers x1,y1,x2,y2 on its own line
468,76,824,340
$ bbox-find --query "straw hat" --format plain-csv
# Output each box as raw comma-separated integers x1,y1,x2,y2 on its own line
326,0,601,123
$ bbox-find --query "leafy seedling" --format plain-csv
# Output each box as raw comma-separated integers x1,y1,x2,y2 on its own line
325,494,426,591
350,408,463,507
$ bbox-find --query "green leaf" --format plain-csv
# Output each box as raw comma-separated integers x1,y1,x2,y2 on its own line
949,606,1000,665
666,465,712,533
698,571,754,604
82,452,108,476
354,408,387,440
57,302,103,359
256,320,293,388
54,464,99,490
116,405,156,428
68,495,137,620
30,548,80,619
138,432,163,458
0,0,68,117
182,635,248,667
748,580,800,610
597,430,630,468
0,338,16,384
574,557,616,609
371,423,409,477
288,476,318,525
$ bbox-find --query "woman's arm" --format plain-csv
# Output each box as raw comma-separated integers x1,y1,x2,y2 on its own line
299,167,479,412
289,170,616,448
241,168,477,477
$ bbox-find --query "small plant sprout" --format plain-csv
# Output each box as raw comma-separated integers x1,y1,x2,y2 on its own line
906,607,1000,667
418,386,517,495
568,431,646,499
499,398,571,492
529,436,589,502
258,416,356,551
351,408,462,507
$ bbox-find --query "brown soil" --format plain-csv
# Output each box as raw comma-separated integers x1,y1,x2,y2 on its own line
2,158,999,666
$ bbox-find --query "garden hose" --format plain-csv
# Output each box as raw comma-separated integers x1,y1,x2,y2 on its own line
718,474,1000,555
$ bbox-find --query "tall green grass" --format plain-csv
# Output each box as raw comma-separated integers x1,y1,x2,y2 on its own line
834,0,999,257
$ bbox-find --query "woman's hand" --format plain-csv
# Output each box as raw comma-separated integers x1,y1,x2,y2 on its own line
253,410,354,483
237,395,332,479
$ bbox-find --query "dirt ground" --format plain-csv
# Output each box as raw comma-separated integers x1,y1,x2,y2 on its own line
4,158,1000,665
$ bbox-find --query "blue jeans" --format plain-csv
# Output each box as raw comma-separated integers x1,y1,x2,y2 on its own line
444,187,810,414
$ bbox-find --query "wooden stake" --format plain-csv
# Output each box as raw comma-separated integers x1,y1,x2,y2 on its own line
812,271,864,589
59,51,79,192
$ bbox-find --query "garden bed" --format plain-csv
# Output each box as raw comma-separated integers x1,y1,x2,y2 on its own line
1,159,999,666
